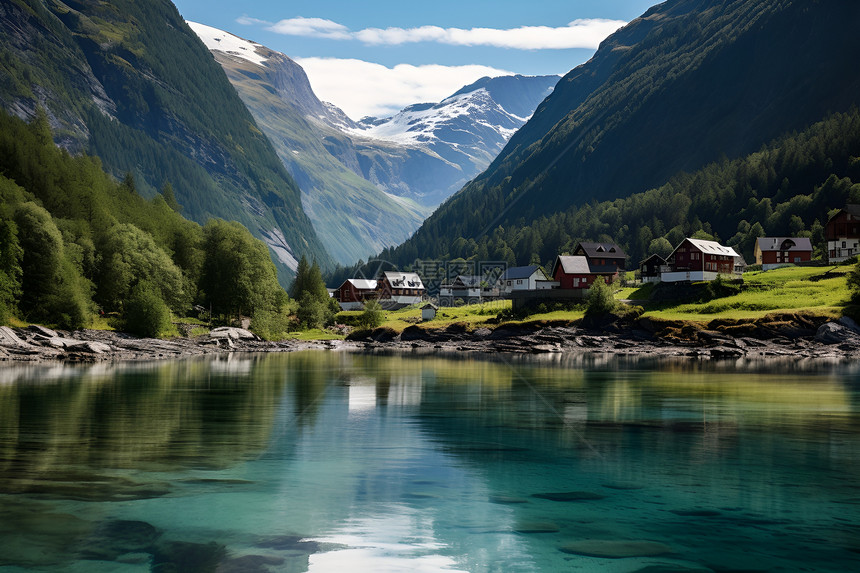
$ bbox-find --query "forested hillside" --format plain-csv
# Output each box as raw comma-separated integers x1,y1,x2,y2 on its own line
354,0,860,280
0,110,285,333
329,108,860,285
0,0,332,281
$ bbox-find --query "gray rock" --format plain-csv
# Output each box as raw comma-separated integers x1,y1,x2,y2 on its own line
838,315,860,333
209,327,258,341
815,322,855,345
27,324,59,338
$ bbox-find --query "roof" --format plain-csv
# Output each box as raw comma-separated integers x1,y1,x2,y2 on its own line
344,278,377,290
421,303,438,310
574,241,627,260
381,271,424,289
828,204,860,222
680,238,740,258
552,255,591,276
640,253,667,265
454,275,483,287
500,265,545,280
755,237,813,252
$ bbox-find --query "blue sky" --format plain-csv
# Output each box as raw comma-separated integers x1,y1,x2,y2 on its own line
172,0,659,119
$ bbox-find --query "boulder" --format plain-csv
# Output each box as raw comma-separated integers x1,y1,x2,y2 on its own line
27,324,58,338
838,315,860,333
815,322,856,345
401,325,434,342
209,327,258,341
0,326,30,348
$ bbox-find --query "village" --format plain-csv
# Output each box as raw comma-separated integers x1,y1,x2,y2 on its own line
333,204,860,315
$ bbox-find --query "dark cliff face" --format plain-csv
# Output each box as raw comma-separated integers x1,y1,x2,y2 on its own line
0,0,333,279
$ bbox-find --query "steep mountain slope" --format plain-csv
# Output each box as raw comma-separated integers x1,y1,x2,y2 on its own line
188,21,429,266
188,22,558,263
0,0,332,282
393,0,860,262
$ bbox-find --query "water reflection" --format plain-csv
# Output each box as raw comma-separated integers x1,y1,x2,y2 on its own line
0,351,858,572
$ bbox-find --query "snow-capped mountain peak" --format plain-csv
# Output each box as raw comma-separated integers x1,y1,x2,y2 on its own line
187,21,268,67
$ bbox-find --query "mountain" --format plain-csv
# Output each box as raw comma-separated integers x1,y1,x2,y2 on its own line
188,22,558,264
0,0,332,282
377,0,860,267
351,74,559,207
187,21,429,266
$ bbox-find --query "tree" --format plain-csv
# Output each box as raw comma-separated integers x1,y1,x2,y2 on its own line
99,223,188,314
648,237,674,259
291,255,333,329
200,219,285,321
13,202,90,329
160,182,182,213
585,278,617,316
0,218,22,321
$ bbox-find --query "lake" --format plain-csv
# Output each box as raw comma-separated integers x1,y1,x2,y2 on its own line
1,351,859,572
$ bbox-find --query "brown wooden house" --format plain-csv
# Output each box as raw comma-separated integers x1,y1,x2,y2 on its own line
662,238,741,282
825,205,860,262
754,237,813,270
572,242,627,273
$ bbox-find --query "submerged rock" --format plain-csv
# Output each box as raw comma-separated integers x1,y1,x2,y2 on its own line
515,521,560,533
559,539,674,558
151,540,227,573
78,519,160,561
532,491,606,502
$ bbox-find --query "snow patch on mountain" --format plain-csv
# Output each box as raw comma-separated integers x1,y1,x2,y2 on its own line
350,88,524,146
187,21,268,67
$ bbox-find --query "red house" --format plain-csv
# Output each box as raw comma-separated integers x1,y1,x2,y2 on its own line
662,238,741,282
336,279,378,310
754,237,813,270
551,255,616,290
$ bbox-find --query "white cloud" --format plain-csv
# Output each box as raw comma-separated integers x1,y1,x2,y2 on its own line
293,58,514,120
239,16,627,50
355,19,627,50
266,17,351,40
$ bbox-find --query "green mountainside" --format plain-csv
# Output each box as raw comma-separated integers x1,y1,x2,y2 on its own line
189,25,429,266
0,0,332,282
0,109,285,331
355,0,860,276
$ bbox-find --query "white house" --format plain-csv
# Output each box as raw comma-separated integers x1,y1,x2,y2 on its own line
499,265,552,294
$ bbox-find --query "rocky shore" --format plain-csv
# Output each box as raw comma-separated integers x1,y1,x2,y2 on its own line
1,312,859,364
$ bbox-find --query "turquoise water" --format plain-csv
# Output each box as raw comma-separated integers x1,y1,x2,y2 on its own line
1,352,859,572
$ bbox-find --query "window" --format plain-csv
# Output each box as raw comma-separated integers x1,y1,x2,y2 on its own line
517,279,522,285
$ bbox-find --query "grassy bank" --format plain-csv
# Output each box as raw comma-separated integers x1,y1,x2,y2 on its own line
335,265,852,338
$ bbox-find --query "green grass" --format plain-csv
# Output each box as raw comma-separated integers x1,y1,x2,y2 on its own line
283,328,345,341
642,266,850,321
376,301,511,332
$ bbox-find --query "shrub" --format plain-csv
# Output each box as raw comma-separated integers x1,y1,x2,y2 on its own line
250,308,294,340
358,299,385,329
121,282,173,338
585,279,617,316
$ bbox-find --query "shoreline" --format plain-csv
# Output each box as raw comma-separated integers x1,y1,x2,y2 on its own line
2,312,860,365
